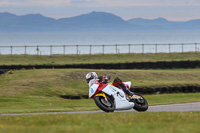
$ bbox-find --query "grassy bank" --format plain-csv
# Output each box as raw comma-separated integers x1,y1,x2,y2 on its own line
0,112,200,133
0,52,199,65
1,69,200,97
0,69,200,113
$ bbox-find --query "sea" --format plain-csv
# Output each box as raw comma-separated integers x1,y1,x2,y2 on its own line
0,31,200,55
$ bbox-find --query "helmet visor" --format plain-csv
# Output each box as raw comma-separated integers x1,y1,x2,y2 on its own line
86,77,93,84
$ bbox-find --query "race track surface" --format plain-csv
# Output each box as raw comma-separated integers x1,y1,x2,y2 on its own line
1,102,200,116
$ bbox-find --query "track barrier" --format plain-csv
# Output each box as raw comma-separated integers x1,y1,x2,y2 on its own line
0,60,200,70
59,85,200,99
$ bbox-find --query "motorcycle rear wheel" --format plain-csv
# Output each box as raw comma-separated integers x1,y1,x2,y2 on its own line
132,93,148,112
94,96,115,112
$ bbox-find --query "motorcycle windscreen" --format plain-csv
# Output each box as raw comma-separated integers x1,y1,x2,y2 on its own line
123,81,131,89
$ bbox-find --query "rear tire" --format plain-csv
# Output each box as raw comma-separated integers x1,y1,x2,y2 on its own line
94,96,115,112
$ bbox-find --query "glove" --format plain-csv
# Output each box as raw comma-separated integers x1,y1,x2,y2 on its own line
105,74,110,80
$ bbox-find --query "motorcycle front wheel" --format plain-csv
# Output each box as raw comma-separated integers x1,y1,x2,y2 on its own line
132,93,148,112
94,96,115,112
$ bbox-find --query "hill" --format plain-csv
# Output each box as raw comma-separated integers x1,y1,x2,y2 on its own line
127,17,200,30
57,11,135,31
0,11,200,31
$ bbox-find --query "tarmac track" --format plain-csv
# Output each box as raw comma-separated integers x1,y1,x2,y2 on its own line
0,102,200,116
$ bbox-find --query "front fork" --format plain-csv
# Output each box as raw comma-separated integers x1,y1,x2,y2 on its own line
127,94,144,103
94,93,108,101
94,93,115,106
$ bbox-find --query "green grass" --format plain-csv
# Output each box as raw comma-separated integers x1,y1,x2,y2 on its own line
145,93,200,105
0,112,200,133
1,53,200,133
0,96,97,114
1,93,200,114
0,69,200,114
0,52,200,65
1,69,200,97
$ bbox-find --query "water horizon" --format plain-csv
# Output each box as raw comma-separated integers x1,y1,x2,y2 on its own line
0,31,200,55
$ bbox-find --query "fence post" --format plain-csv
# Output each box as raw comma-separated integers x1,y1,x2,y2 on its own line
36,46,39,55
24,46,27,55
10,46,12,55
63,45,65,55
115,44,117,54
155,44,157,54
50,45,52,56
76,45,79,55
90,45,92,55
142,44,144,54
169,44,171,53
102,45,104,55
195,43,197,53
182,43,184,53
128,44,131,54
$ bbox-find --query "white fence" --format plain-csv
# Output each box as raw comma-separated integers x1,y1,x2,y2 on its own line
0,43,200,55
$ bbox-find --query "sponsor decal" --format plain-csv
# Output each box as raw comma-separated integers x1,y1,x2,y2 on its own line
90,88,94,93
110,87,117,92
117,92,124,98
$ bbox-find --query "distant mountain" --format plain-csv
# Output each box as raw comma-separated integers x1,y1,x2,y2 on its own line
57,11,135,31
127,18,173,27
0,11,200,32
0,12,17,19
127,17,200,30
0,12,57,31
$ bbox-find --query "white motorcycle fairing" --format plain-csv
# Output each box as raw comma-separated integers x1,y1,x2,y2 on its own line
123,82,131,88
102,84,134,110
89,84,99,98
89,81,134,110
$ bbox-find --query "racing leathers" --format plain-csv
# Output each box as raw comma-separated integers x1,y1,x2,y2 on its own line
88,75,134,96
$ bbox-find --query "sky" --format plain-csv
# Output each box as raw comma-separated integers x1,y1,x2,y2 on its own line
0,0,200,21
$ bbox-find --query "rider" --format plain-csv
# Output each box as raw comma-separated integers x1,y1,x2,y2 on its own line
85,72,134,96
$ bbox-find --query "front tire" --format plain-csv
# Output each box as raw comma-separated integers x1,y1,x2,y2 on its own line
94,96,115,112
132,93,148,112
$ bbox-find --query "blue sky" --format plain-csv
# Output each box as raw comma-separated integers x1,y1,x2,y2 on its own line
0,0,200,21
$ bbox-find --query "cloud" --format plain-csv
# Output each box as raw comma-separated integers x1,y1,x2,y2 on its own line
0,0,97,7
70,0,96,4
94,0,200,7
70,0,87,4
0,0,70,6
1,0,200,7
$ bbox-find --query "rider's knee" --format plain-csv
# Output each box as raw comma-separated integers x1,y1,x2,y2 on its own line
113,77,122,83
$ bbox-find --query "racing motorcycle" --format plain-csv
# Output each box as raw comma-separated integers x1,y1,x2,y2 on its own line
89,81,148,112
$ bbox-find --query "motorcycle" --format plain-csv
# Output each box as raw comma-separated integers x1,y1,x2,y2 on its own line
89,81,148,112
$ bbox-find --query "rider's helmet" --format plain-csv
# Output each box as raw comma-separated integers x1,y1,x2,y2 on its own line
86,72,98,84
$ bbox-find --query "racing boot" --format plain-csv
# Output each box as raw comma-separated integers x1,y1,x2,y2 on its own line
123,86,134,96
113,77,134,96
124,87,142,101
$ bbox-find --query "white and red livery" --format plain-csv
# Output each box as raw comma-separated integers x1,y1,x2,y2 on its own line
89,80,148,112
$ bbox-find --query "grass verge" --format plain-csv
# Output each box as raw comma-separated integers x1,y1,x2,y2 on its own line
0,52,200,65
0,112,200,133
0,93,200,114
